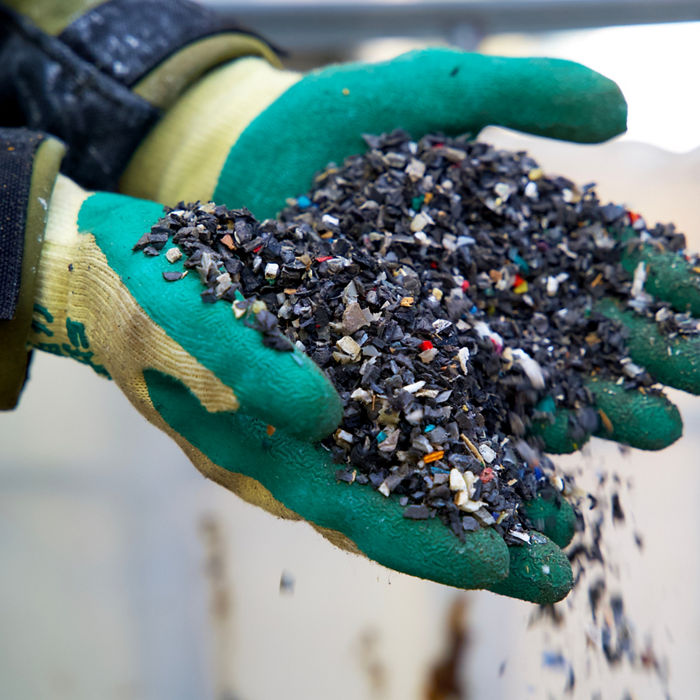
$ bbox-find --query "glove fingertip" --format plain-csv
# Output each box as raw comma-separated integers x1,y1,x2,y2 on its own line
487,534,573,604
588,379,683,450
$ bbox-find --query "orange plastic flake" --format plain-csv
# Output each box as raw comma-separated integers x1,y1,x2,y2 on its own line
424,450,445,464
266,424,276,436
221,234,235,250
514,280,528,294
598,409,614,434
627,210,641,224
424,192,434,203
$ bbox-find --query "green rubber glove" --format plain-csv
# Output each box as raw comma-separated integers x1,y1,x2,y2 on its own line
119,49,632,603
122,48,698,450
533,229,700,454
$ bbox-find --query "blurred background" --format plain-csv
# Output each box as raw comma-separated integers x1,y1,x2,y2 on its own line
1,1,699,698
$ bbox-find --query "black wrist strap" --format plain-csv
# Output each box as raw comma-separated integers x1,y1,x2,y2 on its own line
0,128,47,320
59,0,261,89
0,0,267,191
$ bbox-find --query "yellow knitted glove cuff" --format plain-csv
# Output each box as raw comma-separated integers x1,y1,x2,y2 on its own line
28,175,239,418
120,57,301,206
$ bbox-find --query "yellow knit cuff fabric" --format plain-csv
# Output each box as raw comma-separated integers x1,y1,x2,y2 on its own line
120,57,301,206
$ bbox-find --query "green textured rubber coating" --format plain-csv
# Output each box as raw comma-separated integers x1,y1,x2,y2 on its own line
595,298,700,396
486,534,573,604
532,380,682,452
520,496,577,549
214,49,627,218
620,237,700,317
77,193,342,441
588,379,682,450
145,369,513,592
530,408,590,454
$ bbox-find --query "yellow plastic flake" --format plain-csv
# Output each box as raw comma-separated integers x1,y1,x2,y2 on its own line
424,450,445,463
528,167,543,180
460,433,485,465
496,511,508,525
342,87,350,96
400,296,414,307
514,280,528,294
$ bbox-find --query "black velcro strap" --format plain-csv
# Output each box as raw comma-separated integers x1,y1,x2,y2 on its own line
59,0,262,88
0,5,161,191
0,128,46,320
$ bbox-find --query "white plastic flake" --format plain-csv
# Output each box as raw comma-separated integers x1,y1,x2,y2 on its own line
478,444,497,464
511,348,545,389
457,347,470,374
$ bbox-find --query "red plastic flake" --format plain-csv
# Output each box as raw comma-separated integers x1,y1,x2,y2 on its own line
627,210,641,224
480,467,495,483
430,261,438,269
316,255,333,263
253,245,263,254
419,340,434,351
512,273,525,288
461,280,470,291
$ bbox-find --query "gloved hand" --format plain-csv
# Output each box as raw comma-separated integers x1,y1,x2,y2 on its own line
22,164,577,604
119,48,698,456
6,9,696,600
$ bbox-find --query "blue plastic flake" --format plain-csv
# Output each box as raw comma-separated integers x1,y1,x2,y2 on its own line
424,424,436,433
430,466,450,474
469,305,478,314
508,247,530,273
534,467,544,480
297,195,311,208
376,431,387,443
